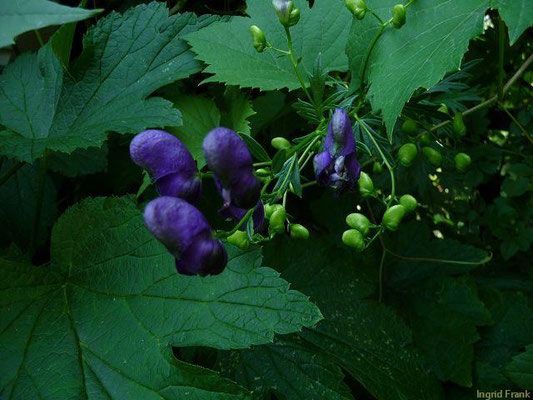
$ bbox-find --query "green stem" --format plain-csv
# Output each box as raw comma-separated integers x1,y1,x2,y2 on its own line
301,181,317,189
354,115,396,206
284,27,313,103
253,161,272,167
34,30,44,46
499,103,533,145
359,24,386,93
498,17,505,100
0,161,23,187
298,136,320,165
384,248,493,265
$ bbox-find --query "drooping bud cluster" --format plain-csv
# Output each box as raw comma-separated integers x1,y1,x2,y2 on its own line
131,130,227,276
313,109,361,192
272,0,300,27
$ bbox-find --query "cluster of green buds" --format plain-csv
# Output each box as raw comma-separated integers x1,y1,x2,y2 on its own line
342,213,371,251
272,0,300,27
265,204,310,240
345,0,366,20
392,4,406,29
382,194,417,231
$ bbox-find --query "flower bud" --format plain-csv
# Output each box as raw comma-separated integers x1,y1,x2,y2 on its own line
250,25,267,53
422,146,442,167
419,132,432,145
227,230,250,250
272,0,294,27
373,161,383,174
144,197,227,276
290,224,310,239
255,168,270,177
401,119,417,136
345,0,366,19
265,204,283,219
453,112,467,137
382,204,406,231
203,127,261,209
269,207,287,233
455,153,471,172
346,213,370,236
398,143,418,167
289,8,301,26
358,171,374,198
342,229,365,251
130,130,201,203
399,194,417,213
271,137,291,150
392,4,406,29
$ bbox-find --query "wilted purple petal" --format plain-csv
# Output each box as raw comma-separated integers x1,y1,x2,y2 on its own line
130,130,201,203
144,197,227,276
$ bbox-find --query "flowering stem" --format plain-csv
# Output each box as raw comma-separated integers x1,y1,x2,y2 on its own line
284,27,313,104
354,115,396,206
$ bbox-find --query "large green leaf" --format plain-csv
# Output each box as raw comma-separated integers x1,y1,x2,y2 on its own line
264,238,444,400
0,197,322,399
0,0,101,48
0,3,217,163
505,345,533,390
491,0,533,44
346,0,488,135
0,160,57,250
218,335,353,400
168,95,221,169
185,0,352,90
402,277,492,387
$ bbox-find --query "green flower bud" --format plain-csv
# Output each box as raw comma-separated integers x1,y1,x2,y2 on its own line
345,0,366,20
399,194,417,213
382,204,406,231
358,171,374,198
422,146,442,167
373,161,383,174
401,119,417,136
290,224,310,239
419,131,432,145
455,153,471,172
255,168,270,177
342,229,365,252
227,230,250,250
346,213,370,236
250,25,267,53
271,137,291,150
398,143,418,167
269,207,287,233
288,8,300,26
453,112,467,137
265,203,283,219
392,4,406,29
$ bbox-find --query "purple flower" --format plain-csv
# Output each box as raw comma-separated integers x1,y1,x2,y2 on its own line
313,109,361,191
144,197,227,276
203,127,261,210
130,130,201,203
221,202,265,232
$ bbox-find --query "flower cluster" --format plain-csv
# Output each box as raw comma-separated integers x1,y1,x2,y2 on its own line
313,109,361,192
130,128,262,276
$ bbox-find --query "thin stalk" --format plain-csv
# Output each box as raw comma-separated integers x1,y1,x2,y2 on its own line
284,27,313,103
0,161,23,187
500,104,533,145
359,24,386,92
34,30,44,46
384,248,493,265
354,115,396,206
253,161,272,167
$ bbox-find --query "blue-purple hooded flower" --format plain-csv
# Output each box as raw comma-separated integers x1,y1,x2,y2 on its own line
130,130,201,203
144,197,227,276
203,127,261,210
313,109,361,191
